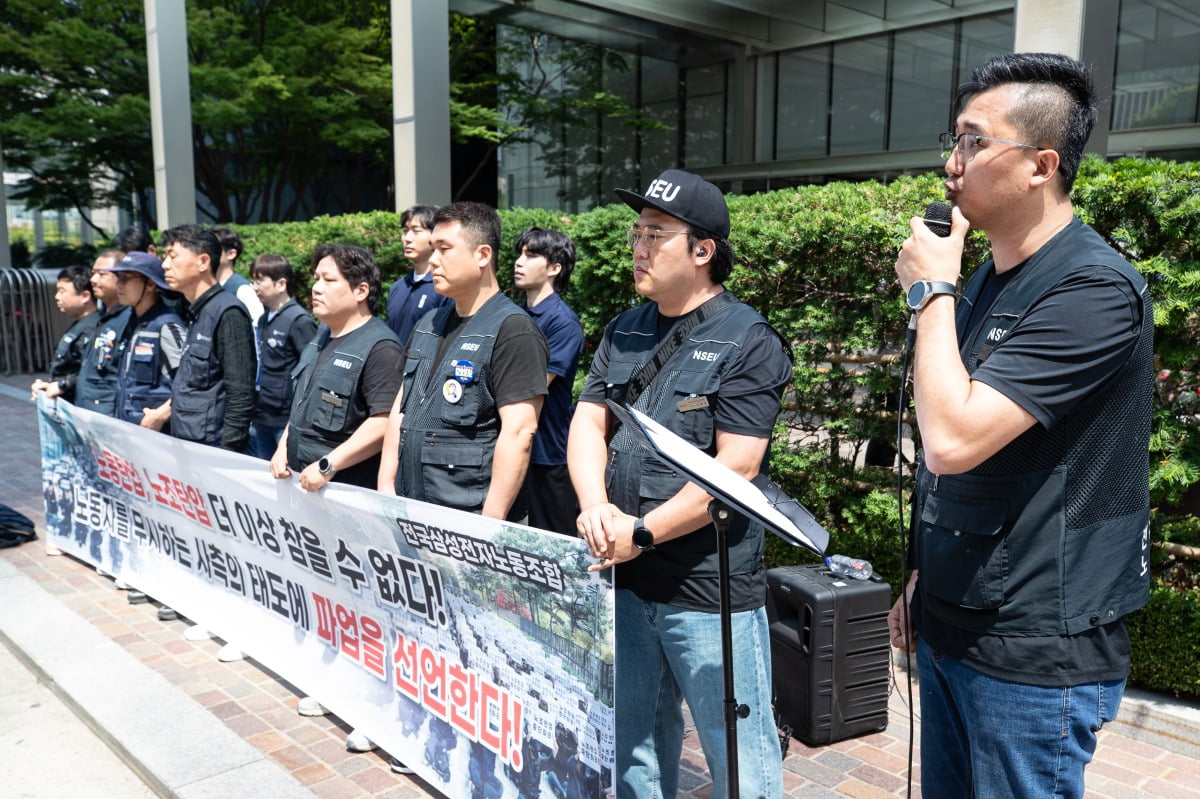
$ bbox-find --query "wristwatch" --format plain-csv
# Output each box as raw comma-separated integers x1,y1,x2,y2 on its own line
317,456,337,476
906,279,957,311
632,517,655,551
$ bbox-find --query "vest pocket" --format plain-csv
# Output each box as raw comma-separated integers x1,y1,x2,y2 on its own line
638,459,687,502
181,338,216,388
310,371,356,434
666,369,719,444
419,442,488,511
438,379,482,427
130,341,159,384
918,489,1008,610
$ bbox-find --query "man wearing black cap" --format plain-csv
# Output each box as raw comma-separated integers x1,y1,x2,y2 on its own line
104,252,187,429
568,169,793,798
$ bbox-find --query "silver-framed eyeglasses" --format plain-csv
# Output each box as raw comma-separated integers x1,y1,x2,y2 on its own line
626,226,687,250
939,131,1041,163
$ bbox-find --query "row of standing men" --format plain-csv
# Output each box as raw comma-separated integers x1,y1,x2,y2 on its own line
34,178,795,797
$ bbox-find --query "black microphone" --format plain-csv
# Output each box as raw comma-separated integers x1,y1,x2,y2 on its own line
905,202,955,347
923,201,952,237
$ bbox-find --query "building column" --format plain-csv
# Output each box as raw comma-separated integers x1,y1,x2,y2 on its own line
391,0,452,210
145,0,196,228
1014,0,1119,155
0,135,10,269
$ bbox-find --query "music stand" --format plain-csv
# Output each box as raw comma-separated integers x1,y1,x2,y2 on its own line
606,401,828,799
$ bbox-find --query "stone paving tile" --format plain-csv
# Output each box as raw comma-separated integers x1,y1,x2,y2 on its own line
0,375,1193,798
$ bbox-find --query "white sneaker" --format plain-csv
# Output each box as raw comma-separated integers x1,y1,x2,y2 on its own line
297,696,328,717
345,728,376,752
45,545,62,556
183,626,214,642
389,756,415,774
217,643,245,662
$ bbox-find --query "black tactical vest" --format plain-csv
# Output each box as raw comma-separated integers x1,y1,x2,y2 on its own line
257,300,315,426
913,219,1153,636
396,293,524,515
171,290,250,446
603,297,782,605
286,317,399,487
51,313,101,401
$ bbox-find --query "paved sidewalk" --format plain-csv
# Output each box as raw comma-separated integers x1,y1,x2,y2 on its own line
3,372,1200,798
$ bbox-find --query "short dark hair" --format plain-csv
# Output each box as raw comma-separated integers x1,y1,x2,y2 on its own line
686,228,734,285
956,52,1097,194
400,205,437,230
515,226,576,290
311,244,381,314
250,253,296,291
161,224,221,267
112,226,152,253
432,202,501,271
209,226,243,261
58,264,93,295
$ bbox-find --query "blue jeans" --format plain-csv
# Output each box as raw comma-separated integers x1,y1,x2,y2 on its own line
615,589,782,799
917,638,1124,799
246,422,285,460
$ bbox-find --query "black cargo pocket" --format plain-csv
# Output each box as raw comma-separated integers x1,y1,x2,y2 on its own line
181,338,215,389
919,491,1008,610
439,378,482,427
667,369,719,443
311,370,356,434
638,459,687,503
420,443,488,511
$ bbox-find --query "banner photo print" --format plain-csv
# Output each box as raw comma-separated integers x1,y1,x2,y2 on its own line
37,396,616,799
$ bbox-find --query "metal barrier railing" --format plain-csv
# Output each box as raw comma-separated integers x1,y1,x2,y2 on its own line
0,268,68,375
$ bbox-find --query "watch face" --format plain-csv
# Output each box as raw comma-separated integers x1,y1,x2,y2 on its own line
633,524,654,550
907,281,927,310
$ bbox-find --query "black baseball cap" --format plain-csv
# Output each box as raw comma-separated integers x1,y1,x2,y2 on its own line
615,169,730,239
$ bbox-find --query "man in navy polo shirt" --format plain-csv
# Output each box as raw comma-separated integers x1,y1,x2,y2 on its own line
385,205,451,348
513,227,584,535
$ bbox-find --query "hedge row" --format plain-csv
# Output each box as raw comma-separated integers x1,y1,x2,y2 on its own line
226,156,1200,699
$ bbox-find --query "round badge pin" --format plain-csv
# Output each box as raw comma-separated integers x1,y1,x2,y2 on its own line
452,359,476,384
443,379,463,404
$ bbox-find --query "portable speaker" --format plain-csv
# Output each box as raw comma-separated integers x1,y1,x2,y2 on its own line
766,564,891,745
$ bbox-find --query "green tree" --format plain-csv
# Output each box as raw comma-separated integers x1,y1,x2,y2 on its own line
0,0,156,231
0,0,395,231
186,0,393,223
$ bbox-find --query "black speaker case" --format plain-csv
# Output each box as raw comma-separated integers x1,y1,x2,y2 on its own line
766,564,892,746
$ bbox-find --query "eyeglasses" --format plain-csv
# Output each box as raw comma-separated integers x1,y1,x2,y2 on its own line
626,227,687,250
939,132,1041,163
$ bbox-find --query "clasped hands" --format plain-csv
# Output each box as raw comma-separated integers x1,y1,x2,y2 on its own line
576,501,641,572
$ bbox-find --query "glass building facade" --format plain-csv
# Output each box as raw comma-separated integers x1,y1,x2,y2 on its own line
494,0,1200,211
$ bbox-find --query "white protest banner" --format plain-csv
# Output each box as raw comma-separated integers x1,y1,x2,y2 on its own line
37,396,615,798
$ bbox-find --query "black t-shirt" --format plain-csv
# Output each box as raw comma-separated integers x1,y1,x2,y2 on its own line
428,311,549,408
581,304,793,611
919,221,1144,685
